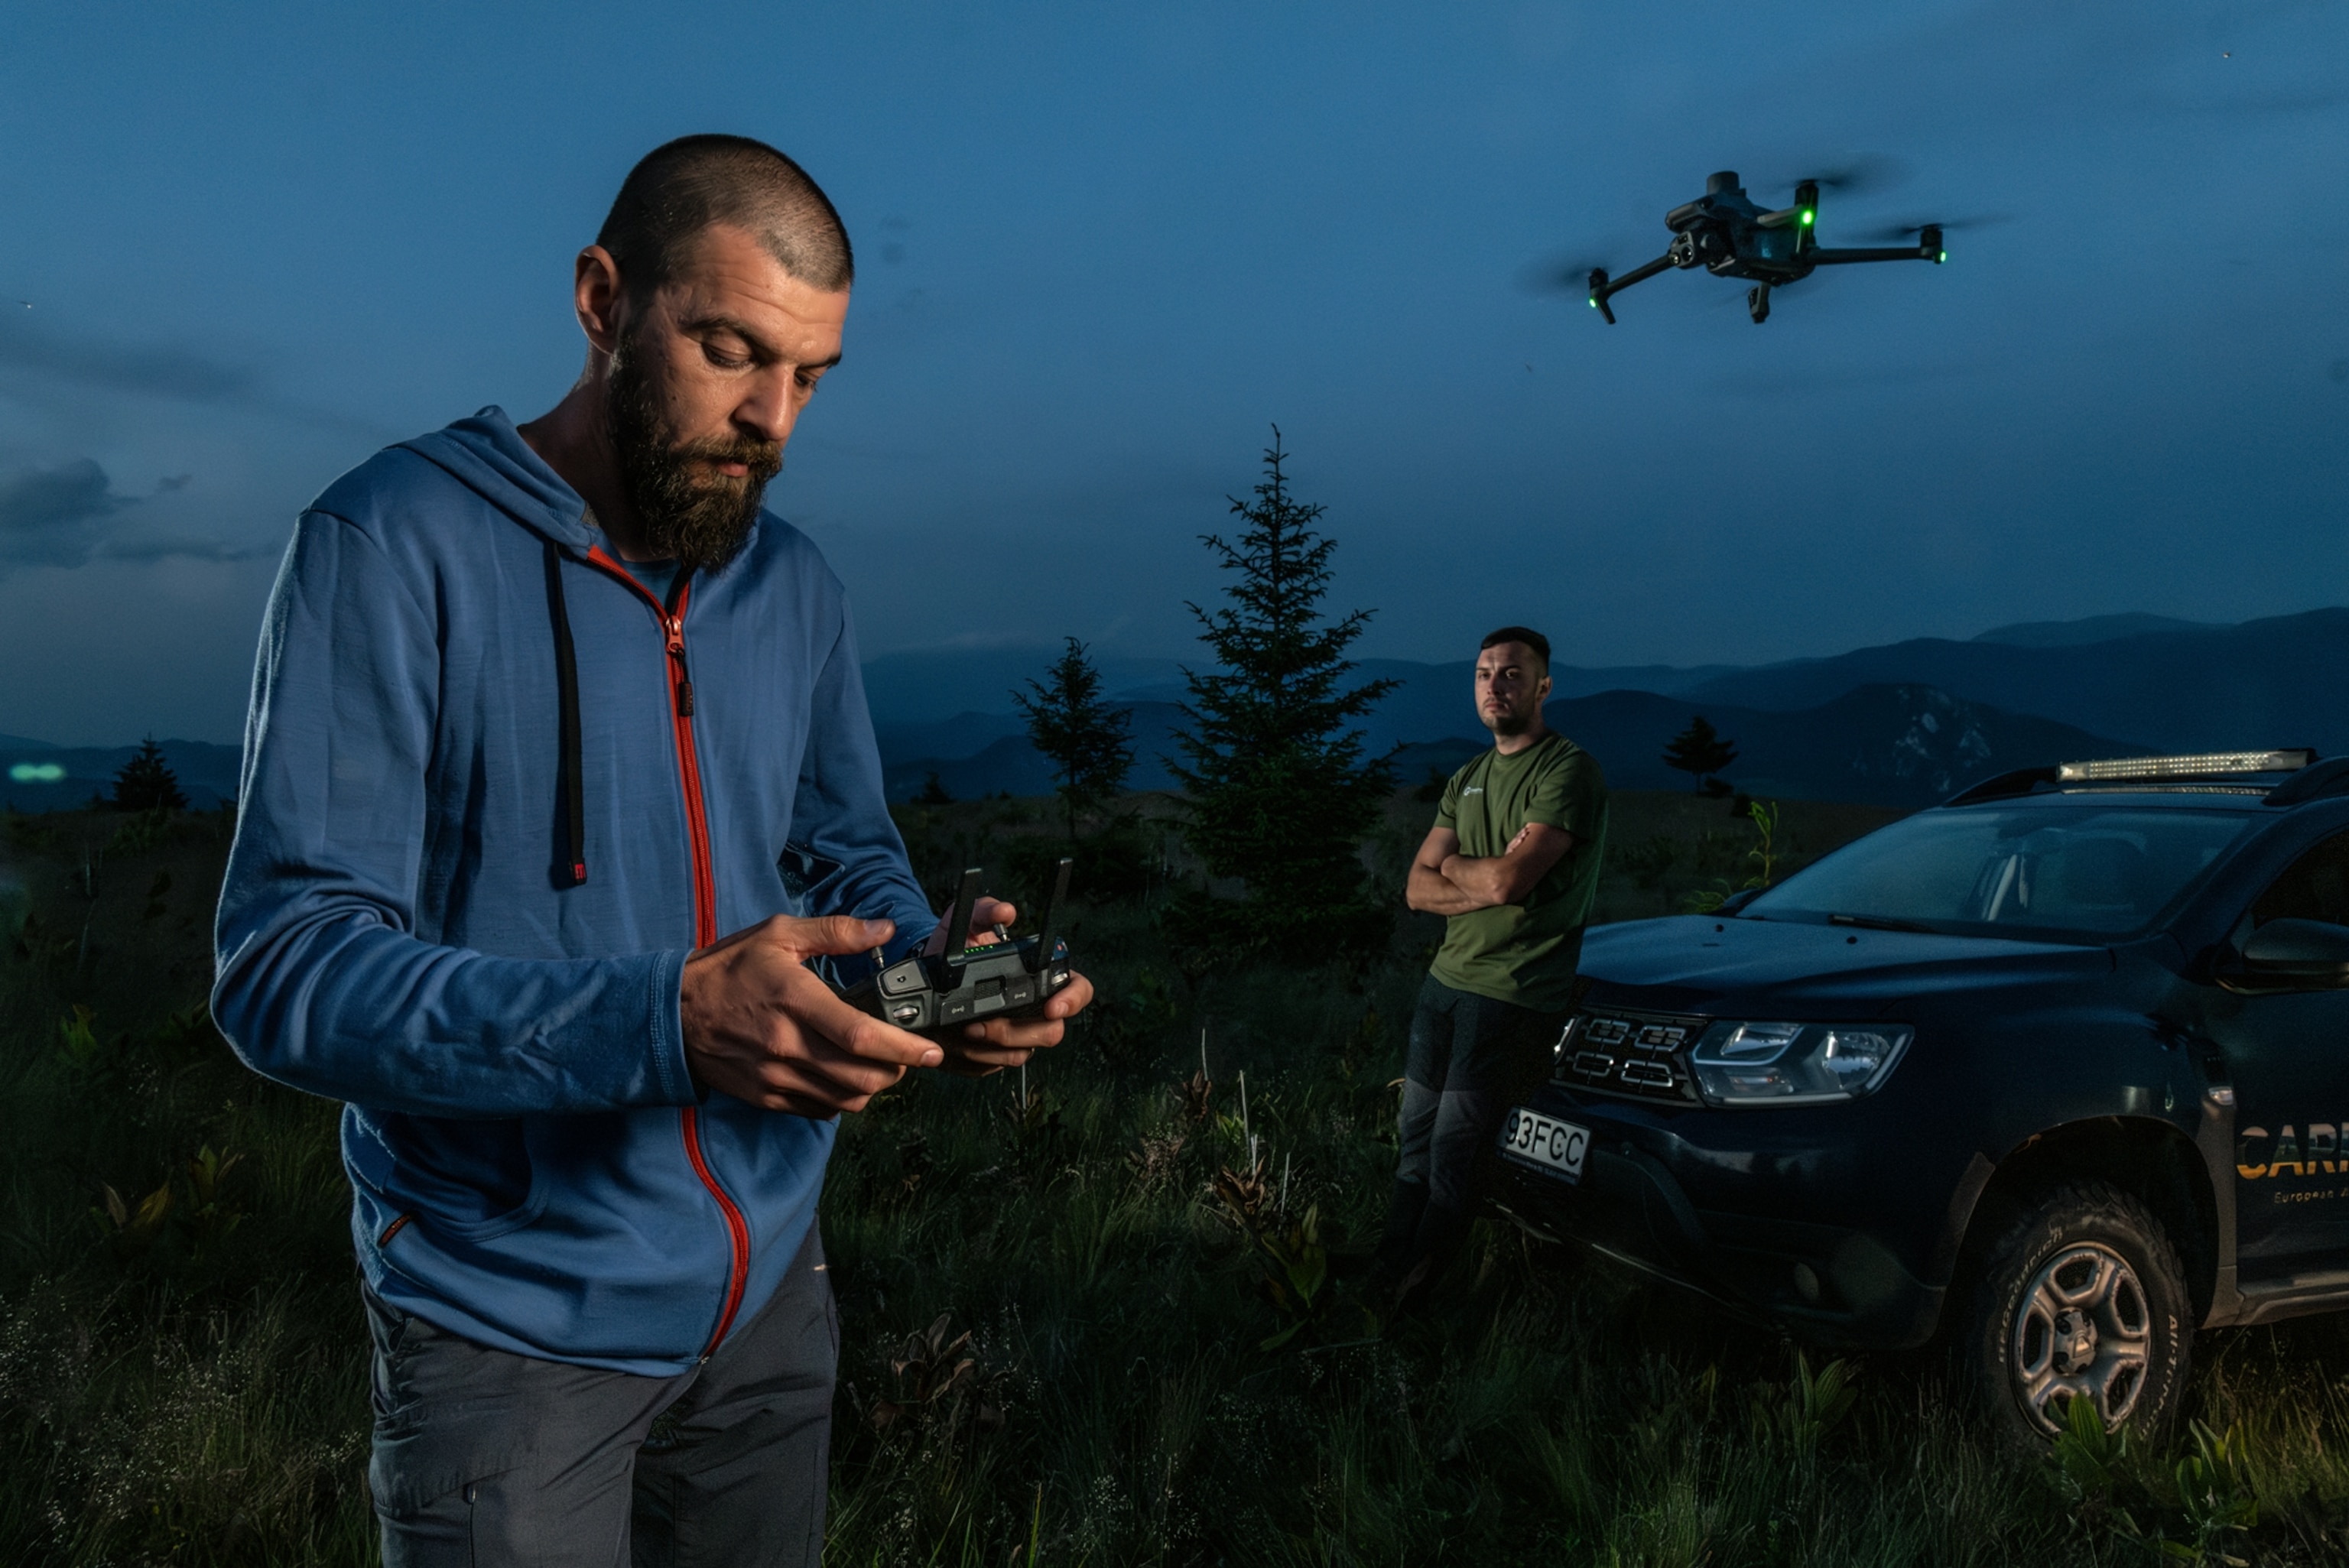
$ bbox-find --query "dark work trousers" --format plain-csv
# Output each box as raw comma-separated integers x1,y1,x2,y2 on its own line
366,1226,837,1568
1376,974,1570,1287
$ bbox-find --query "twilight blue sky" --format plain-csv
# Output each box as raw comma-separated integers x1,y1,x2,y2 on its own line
2,1,2344,745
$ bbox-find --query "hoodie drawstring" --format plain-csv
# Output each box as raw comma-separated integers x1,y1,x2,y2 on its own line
544,540,587,887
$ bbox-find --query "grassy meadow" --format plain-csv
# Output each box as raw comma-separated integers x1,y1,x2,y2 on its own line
5,790,2349,1564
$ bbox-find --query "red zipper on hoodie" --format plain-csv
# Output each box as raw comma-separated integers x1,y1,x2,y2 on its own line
585,545,750,1359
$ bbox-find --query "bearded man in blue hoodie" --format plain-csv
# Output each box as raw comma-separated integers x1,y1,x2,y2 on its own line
212,135,1093,1566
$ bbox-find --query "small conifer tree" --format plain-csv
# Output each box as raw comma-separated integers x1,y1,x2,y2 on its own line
110,738,187,813
1662,716,1737,793
1012,638,1134,840
1169,430,1397,959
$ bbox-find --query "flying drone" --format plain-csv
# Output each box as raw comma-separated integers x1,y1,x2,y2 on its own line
1584,170,1946,325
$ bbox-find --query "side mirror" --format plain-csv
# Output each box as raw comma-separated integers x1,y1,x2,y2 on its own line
2240,917,2349,985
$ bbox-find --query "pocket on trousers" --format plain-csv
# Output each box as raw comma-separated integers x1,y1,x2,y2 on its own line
369,1446,522,1529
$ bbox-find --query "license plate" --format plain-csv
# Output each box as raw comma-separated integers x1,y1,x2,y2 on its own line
1499,1107,1590,1183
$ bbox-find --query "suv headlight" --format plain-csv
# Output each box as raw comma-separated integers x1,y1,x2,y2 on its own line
1688,1021,1912,1107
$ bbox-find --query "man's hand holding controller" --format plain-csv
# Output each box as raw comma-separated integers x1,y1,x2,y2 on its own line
677,896,1093,1116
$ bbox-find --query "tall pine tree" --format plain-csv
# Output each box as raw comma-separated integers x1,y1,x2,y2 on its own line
1662,715,1737,793
1012,637,1135,839
1170,430,1397,959
109,737,187,812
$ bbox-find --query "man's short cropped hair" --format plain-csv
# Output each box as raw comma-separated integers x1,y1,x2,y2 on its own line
1480,625,1551,669
596,135,854,300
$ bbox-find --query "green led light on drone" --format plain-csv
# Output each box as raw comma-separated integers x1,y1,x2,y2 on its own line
1938,250,1948,263
1587,297,1597,307
1799,209,1815,226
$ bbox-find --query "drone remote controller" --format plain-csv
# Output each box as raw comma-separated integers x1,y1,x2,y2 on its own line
832,859,1074,1036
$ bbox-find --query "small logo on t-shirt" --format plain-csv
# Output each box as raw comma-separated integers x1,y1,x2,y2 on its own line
1461,786,1483,796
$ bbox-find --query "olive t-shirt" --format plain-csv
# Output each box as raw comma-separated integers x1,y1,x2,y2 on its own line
1429,732,1609,1009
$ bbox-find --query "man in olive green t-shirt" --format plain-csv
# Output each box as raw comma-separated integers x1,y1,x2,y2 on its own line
1377,625,1608,1303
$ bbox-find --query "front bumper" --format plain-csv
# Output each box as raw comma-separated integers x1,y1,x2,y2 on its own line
1493,1085,1946,1349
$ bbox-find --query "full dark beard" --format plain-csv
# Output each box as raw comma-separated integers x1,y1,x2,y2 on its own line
605,333,783,574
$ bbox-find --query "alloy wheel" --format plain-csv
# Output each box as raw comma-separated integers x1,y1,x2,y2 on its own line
2009,1241,2149,1435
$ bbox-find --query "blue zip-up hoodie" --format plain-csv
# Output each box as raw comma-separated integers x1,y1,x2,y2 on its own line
213,407,934,1375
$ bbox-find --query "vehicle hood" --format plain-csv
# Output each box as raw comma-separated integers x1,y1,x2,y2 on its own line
1578,914,2113,1014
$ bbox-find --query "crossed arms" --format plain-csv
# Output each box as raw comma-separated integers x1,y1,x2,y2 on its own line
1405,821,1575,916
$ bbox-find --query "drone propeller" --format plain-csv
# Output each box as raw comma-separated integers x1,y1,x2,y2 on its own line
1850,214,2010,243
1780,154,1907,196
1516,253,1623,295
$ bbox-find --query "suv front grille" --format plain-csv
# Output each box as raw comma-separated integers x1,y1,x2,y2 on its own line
1554,1008,1705,1104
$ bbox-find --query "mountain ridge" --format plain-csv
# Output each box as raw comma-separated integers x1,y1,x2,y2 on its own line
882,683,2139,810
11,610,2332,813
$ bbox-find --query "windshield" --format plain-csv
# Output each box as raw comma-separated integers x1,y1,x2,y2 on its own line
1739,800,2256,940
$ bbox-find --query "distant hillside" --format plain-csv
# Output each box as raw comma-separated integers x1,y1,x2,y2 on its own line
883,683,2134,808
1547,685,2136,805
1969,613,2218,648
1681,608,2349,753
861,649,1734,738
885,703,1191,802
866,609,2349,774
1,739,242,813
11,611,2315,815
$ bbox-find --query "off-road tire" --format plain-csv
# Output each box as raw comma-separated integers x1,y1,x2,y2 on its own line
1954,1180,2192,1451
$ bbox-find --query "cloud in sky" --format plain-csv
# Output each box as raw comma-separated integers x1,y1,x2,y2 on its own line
0,317,260,404
0,459,261,573
0,316,385,438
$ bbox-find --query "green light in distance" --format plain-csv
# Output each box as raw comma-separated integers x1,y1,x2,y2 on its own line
8,763,64,783
1799,209,1815,226
1587,297,1597,307
1937,250,1948,263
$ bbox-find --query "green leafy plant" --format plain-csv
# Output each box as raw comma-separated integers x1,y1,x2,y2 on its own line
2050,1387,2135,1504
57,1002,102,1070
2166,1420,2259,1563
1181,1066,1214,1125
869,1313,1006,1440
1251,1203,1330,1351
90,1144,246,1264
1209,1155,1332,1350
148,1001,224,1063
1752,1352,1857,1466
96,1177,175,1258
1210,1156,1270,1230
1683,800,1784,914
184,1144,248,1254
1000,1078,1064,1171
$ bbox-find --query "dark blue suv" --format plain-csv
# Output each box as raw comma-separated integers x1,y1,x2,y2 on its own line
1493,750,2349,1447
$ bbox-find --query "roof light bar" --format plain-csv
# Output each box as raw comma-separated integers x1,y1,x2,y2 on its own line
2057,749,2316,782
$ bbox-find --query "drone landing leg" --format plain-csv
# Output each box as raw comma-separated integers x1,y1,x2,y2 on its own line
1747,282,1772,324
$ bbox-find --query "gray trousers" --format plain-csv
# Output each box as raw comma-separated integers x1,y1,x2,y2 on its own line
366,1227,837,1567
1376,975,1568,1282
